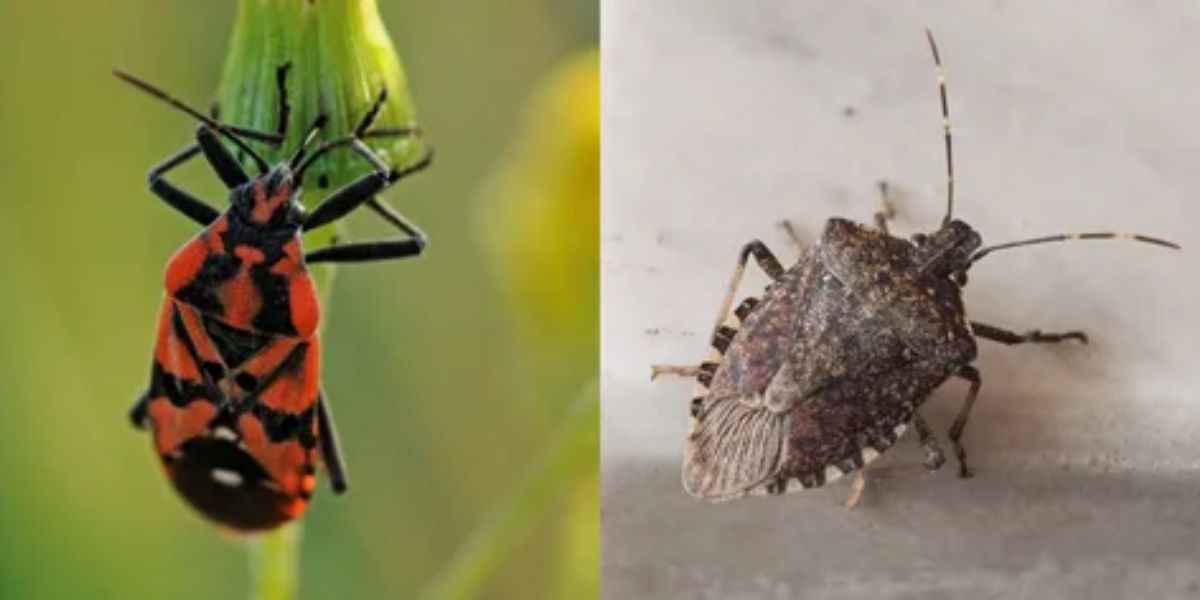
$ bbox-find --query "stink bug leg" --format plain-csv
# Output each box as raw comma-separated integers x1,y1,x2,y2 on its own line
971,321,1088,346
947,366,982,478
650,240,784,382
302,151,433,264
912,412,946,471
873,180,897,234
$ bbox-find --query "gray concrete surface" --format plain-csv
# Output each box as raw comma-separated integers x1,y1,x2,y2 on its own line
602,1,1200,598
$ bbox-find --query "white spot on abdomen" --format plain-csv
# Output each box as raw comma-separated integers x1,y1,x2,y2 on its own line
211,468,243,487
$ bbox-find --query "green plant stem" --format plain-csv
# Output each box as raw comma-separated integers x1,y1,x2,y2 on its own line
249,524,301,600
419,380,600,599
217,1,423,598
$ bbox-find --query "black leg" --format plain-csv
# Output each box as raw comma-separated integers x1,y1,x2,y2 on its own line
195,125,251,188
303,147,432,231
303,170,388,231
947,365,982,478
706,240,786,336
971,321,1088,345
147,143,221,225
147,124,260,225
305,233,425,264
316,390,349,494
303,170,431,265
129,392,149,430
297,87,430,264
299,83,425,229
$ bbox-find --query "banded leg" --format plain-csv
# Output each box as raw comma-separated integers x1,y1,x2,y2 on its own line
650,295,760,382
913,412,946,470
874,180,897,234
710,241,785,335
844,411,941,509
971,321,1088,345
649,365,701,380
317,390,349,493
947,365,982,478
651,241,781,379
652,243,782,407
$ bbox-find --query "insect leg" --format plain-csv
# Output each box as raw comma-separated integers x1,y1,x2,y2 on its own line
303,147,432,231
650,365,701,380
970,321,1088,345
913,412,946,470
146,143,221,225
129,392,150,429
947,365,982,478
873,180,897,234
146,122,265,225
303,147,432,264
652,246,777,390
317,390,349,494
195,125,253,189
844,471,868,509
711,241,784,335
776,220,806,254
651,294,760,381
304,194,428,264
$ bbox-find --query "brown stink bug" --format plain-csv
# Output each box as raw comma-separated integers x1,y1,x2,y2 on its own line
651,30,1179,507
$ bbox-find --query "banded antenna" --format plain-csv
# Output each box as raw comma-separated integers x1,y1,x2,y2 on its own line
970,232,1179,266
924,28,955,226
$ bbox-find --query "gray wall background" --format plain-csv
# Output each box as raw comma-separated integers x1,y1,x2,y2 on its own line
602,1,1200,598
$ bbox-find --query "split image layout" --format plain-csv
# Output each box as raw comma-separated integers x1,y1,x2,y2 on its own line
1,1,1199,599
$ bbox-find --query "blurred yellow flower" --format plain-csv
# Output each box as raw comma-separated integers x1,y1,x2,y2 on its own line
477,49,600,347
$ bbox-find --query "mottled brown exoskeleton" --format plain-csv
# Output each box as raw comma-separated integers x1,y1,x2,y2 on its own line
652,30,1179,507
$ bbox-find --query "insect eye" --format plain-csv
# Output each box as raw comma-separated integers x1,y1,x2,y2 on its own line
287,204,307,227
911,233,928,246
951,270,969,286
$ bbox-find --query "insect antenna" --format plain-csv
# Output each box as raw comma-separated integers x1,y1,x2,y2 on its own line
924,28,955,226
287,115,330,171
969,232,1180,266
112,68,272,174
293,89,406,180
293,127,420,181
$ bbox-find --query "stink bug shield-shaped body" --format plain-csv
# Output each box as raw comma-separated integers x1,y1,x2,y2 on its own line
118,65,431,531
653,31,1179,502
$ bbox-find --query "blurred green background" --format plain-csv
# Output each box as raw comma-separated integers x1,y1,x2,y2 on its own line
0,1,596,598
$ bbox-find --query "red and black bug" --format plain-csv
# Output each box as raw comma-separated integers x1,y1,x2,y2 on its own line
118,65,430,531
